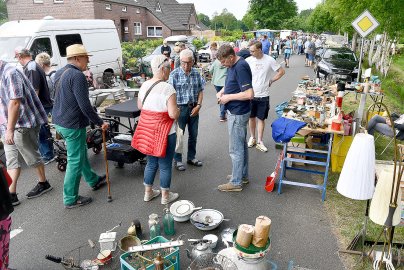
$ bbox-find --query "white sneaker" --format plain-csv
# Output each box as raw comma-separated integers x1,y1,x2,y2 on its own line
256,142,268,152
247,137,256,148
144,189,161,202
161,192,179,205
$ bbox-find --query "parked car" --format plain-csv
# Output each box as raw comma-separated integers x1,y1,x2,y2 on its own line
198,41,226,62
142,36,197,76
314,47,359,82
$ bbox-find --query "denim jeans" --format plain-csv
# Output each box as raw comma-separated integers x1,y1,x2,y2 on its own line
39,107,54,160
144,133,176,189
55,126,99,205
214,85,225,118
227,110,250,186
367,115,394,137
174,106,199,162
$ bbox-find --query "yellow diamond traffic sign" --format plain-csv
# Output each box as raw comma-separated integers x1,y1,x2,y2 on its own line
357,16,373,32
352,10,379,37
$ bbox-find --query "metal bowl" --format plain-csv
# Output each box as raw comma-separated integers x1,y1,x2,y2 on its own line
190,209,224,231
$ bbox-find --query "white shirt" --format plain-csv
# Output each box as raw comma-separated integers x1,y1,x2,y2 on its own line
139,80,177,134
246,54,281,97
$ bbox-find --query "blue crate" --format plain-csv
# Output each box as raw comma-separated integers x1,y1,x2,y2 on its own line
120,236,180,270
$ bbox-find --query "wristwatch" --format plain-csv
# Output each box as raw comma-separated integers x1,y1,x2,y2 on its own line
197,103,202,107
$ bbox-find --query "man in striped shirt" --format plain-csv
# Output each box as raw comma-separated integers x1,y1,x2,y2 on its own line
0,60,52,206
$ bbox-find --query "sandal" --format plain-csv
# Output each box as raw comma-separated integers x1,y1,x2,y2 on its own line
187,159,203,167
174,161,186,171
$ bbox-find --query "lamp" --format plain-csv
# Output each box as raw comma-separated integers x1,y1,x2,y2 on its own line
337,132,375,200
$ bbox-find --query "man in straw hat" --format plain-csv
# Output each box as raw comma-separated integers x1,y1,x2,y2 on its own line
52,44,109,209
0,60,52,206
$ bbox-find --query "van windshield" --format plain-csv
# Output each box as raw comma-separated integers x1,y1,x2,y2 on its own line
0,37,30,61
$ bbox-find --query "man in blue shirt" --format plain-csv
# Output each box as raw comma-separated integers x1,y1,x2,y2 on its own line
216,44,254,192
169,49,205,171
261,35,271,55
52,44,109,209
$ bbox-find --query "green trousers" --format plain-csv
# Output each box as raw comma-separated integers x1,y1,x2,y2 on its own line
56,126,99,205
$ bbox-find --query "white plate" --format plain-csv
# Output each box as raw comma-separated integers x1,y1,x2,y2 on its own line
190,209,224,231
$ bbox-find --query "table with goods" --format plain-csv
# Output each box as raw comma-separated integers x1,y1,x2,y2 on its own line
276,76,347,201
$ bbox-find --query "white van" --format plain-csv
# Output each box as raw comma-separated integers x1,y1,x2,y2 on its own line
0,17,122,83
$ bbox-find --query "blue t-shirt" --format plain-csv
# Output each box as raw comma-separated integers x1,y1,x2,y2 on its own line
224,57,252,115
261,39,271,55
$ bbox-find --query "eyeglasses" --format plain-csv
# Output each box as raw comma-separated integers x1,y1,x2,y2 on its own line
158,58,169,69
180,60,193,66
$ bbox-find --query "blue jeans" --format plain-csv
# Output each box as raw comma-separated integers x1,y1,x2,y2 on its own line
174,106,199,162
227,111,250,186
367,115,394,137
144,133,176,189
214,85,226,118
39,107,54,160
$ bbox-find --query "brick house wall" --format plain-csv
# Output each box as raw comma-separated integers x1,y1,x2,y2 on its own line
94,1,172,41
6,0,95,20
6,0,194,41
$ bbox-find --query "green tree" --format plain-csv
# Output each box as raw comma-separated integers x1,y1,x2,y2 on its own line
197,13,211,27
0,0,8,24
211,9,239,30
307,3,336,33
242,12,256,31
248,0,298,29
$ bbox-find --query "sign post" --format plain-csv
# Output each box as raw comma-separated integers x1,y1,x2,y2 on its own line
351,9,380,82
351,10,379,129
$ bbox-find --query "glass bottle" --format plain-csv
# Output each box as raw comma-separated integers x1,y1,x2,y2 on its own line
148,213,160,239
163,206,175,236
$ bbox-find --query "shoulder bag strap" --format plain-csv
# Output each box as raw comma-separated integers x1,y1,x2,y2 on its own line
54,68,71,99
142,80,162,106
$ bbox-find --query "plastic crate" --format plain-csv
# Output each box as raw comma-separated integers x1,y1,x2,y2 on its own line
331,135,353,172
120,236,179,270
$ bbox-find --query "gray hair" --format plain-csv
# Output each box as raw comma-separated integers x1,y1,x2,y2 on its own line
180,49,193,60
151,55,169,75
35,52,51,67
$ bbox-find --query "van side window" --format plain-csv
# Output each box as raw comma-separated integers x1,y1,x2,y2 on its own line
56,34,83,57
30,38,52,59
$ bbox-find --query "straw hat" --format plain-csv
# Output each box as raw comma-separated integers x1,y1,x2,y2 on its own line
66,44,92,58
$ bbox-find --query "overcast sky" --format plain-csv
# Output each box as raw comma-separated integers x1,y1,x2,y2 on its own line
177,0,322,20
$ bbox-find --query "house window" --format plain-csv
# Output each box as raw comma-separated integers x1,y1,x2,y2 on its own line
156,2,161,12
105,4,111,10
122,6,127,12
147,26,162,37
54,0,64,3
124,27,129,33
136,9,140,14
134,22,142,35
33,0,43,3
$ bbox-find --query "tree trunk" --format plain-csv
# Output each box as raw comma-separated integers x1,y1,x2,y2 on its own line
352,32,358,52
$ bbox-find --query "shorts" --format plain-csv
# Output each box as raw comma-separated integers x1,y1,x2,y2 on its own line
250,97,270,120
3,126,42,169
308,54,314,61
284,53,290,59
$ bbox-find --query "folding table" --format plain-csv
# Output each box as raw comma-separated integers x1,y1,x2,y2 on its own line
277,125,344,201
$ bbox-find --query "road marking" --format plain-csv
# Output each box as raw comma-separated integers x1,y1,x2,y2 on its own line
10,228,23,239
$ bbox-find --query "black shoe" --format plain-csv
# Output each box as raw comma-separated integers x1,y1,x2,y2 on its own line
92,175,107,191
26,181,53,199
10,193,20,206
64,196,92,209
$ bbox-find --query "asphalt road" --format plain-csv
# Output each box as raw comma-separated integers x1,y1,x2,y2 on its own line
7,54,345,270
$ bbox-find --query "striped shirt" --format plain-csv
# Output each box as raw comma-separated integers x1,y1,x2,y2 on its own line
168,67,205,105
0,61,47,135
52,64,103,129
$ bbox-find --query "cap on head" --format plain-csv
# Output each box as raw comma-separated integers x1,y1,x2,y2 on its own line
66,44,92,58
